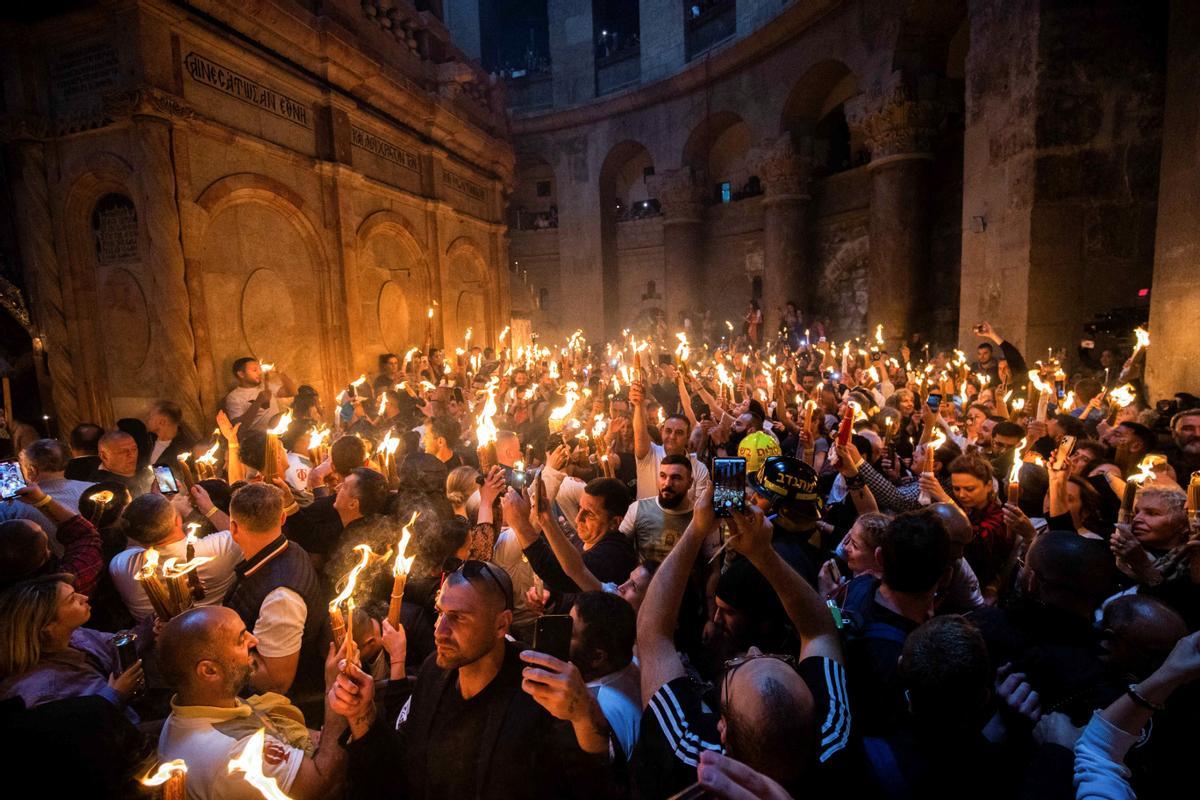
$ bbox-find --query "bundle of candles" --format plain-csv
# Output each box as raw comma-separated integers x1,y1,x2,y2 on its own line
1118,458,1158,525
177,442,221,489
134,548,212,619
142,760,188,800
1189,471,1200,527
917,429,948,506
260,411,294,483
1007,438,1028,504
475,378,500,469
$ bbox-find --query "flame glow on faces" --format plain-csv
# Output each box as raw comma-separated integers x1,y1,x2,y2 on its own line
1109,384,1137,408
476,378,500,447
141,760,187,786
550,382,580,422
1009,438,1027,486
227,729,293,800
393,512,419,578
266,411,294,437
329,544,377,613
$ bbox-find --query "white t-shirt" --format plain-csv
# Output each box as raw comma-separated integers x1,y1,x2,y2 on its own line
253,587,307,658
158,704,303,800
109,532,243,619
634,443,711,502
588,662,643,760
284,453,314,506
224,377,282,431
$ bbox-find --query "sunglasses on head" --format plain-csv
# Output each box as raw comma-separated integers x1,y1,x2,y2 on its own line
441,558,514,611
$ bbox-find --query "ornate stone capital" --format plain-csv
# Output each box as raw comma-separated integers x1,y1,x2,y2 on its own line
749,136,811,201
648,168,705,222
845,74,945,162
103,87,197,123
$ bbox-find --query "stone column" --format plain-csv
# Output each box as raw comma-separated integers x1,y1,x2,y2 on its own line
4,129,85,432
846,84,942,340
650,168,706,328
114,90,206,427
751,136,811,334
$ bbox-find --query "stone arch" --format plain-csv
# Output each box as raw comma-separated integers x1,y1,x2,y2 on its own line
444,236,492,346
60,155,145,423
597,139,657,339
355,210,432,355
780,60,861,176
192,173,334,404
680,111,754,193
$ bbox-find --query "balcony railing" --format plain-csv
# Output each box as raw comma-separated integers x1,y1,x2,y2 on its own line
685,0,736,61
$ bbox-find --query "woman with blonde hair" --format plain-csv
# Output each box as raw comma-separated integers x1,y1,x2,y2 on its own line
0,574,144,719
446,465,481,521
444,464,506,560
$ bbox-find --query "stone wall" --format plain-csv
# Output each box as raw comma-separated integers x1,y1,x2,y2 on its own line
1145,0,1200,397
1,0,513,431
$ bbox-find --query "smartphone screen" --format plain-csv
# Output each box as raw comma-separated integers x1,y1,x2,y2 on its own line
533,614,573,661
926,393,942,411
712,457,747,518
0,460,26,501
153,465,180,495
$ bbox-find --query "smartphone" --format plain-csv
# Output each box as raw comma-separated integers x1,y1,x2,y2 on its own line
973,324,987,335
153,464,180,495
533,614,573,661
712,457,747,518
506,465,527,492
926,393,942,412
535,470,549,514
0,460,26,501
1052,435,1077,470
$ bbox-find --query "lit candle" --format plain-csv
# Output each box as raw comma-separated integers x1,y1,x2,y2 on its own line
328,544,375,649
261,412,293,483
1007,438,1027,505
142,759,188,800
387,512,420,629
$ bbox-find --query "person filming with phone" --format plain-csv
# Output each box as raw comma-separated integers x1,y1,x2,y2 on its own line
328,558,621,800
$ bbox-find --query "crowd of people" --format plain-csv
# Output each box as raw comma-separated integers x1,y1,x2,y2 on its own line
0,311,1198,800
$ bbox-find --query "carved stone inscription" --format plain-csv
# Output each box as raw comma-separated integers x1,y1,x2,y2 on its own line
92,194,138,264
351,126,420,172
442,170,486,201
183,52,311,128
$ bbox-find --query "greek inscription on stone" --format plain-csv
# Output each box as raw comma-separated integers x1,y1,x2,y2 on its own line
350,126,420,172
183,52,311,128
442,170,486,201
92,194,138,264
51,43,121,100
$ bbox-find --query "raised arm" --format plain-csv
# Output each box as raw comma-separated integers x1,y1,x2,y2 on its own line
216,411,245,484
630,379,651,460
637,483,715,704
728,504,843,663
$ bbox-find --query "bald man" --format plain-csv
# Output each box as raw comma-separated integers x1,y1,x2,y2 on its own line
1100,594,1188,681
634,488,850,798
89,431,154,497
925,503,986,613
156,606,346,800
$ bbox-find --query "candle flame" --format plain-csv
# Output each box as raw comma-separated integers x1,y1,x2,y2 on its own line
197,441,220,466
92,490,114,505
592,416,608,437
392,511,419,578
1011,398,1026,412
142,760,187,786
377,394,388,416
351,375,367,388
549,383,580,422
266,411,294,437
674,332,690,363
185,523,201,547
1027,370,1052,394
1128,457,1157,486
427,306,434,319
330,544,381,613
259,362,274,372
309,426,330,449
136,548,161,581
227,729,293,800
476,378,500,447
1109,384,1137,408
403,347,419,368
1133,326,1150,352
161,555,214,578
1008,438,1027,486
464,327,473,343
725,320,733,331
874,324,884,346
928,428,948,452
499,325,510,343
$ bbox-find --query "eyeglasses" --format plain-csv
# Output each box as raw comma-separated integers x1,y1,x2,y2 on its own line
721,652,798,711
442,558,514,610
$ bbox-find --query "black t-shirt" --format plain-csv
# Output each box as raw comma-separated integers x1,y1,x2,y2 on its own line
633,656,851,799
426,677,495,800
843,582,920,737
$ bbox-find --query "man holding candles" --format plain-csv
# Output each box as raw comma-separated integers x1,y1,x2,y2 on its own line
89,431,155,498
328,559,620,800
224,357,297,432
108,494,242,619
225,484,328,699
156,606,348,800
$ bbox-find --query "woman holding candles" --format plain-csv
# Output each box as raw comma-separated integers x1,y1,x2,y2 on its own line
0,574,145,719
